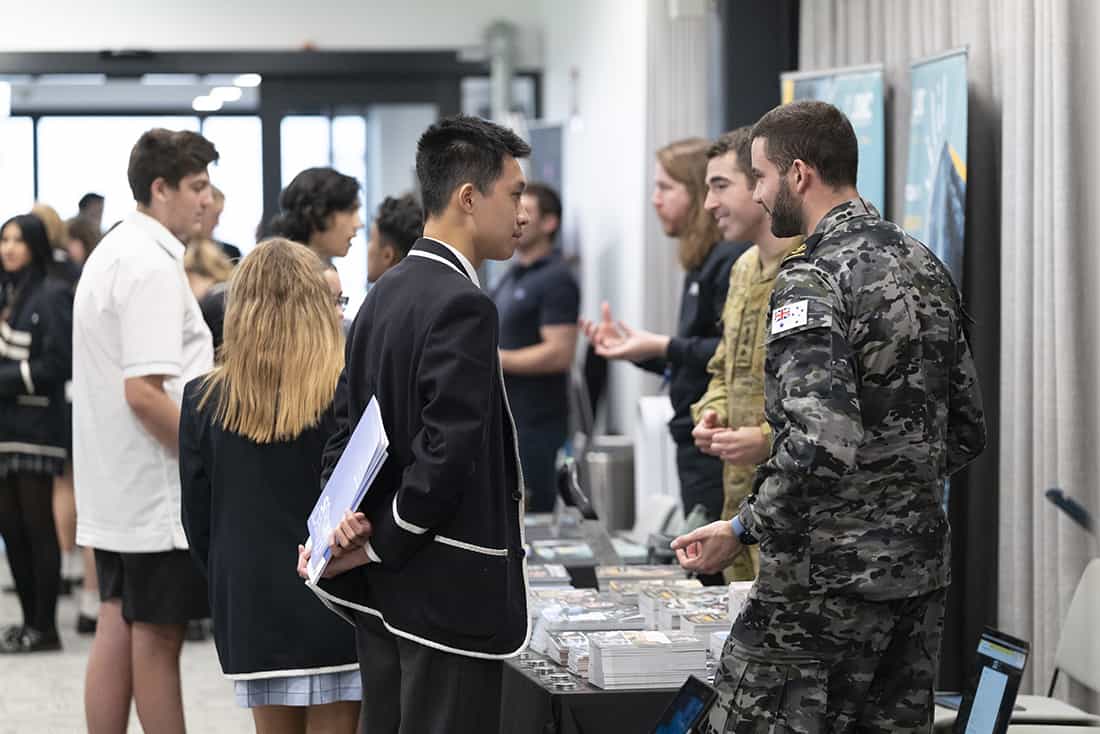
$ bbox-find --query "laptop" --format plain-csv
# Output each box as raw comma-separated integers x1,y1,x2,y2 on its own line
649,675,719,734
935,627,1030,734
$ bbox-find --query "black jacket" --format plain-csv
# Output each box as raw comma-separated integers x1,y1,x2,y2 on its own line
317,238,528,658
179,381,358,678
638,241,748,443
0,275,73,460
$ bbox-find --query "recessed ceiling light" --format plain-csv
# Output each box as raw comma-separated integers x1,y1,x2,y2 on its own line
233,73,262,88
211,86,243,102
192,95,223,112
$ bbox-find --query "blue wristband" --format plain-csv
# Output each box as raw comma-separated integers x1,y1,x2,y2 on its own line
730,514,757,545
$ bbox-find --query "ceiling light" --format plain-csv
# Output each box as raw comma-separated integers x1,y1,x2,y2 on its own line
211,86,242,102
192,95,223,112
233,73,262,88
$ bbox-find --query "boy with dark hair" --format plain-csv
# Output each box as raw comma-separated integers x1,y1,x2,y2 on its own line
306,114,531,734
673,101,986,732
492,181,579,511
73,127,218,734
77,192,105,234
366,193,423,284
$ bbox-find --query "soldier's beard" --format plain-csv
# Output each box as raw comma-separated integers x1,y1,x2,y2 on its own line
768,177,804,238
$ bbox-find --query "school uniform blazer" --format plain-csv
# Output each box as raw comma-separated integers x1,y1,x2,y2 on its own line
316,238,530,658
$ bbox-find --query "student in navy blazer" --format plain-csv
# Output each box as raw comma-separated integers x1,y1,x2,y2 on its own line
299,115,532,734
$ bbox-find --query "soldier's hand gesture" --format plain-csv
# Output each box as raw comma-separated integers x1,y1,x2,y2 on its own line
670,520,743,575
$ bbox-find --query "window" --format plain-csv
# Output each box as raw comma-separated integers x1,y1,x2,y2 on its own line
201,116,263,254
0,116,34,221
36,116,200,228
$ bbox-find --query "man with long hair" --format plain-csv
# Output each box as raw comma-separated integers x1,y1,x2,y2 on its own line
673,101,986,732
73,128,217,734
580,138,747,544
305,115,531,734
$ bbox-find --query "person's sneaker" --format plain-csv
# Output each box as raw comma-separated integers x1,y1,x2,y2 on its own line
0,627,61,654
0,625,23,645
76,614,97,635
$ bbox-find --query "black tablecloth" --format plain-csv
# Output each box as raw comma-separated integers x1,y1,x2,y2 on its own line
500,658,676,734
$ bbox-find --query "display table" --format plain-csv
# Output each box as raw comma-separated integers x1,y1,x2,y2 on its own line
499,656,677,734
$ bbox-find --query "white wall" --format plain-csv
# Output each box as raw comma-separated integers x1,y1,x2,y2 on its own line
538,0,656,433
8,0,543,66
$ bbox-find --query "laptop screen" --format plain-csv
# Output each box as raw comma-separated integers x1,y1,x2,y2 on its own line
955,628,1029,734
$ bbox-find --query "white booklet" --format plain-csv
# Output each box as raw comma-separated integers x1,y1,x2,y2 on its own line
305,396,389,584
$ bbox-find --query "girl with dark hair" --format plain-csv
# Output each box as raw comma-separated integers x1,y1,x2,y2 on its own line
269,167,363,262
0,213,74,653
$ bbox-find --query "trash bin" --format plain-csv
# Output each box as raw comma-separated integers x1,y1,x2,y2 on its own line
583,435,634,532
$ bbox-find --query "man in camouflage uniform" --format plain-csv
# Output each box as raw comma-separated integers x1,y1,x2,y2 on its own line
691,127,802,582
672,100,986,733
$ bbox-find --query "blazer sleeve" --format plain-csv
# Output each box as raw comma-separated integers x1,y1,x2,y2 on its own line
179,383,213,576
0,282,73,397
320,369,352,489
367,290,500,570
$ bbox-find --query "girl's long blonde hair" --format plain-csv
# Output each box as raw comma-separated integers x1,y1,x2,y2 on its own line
198,238,344,443
657,138,721,271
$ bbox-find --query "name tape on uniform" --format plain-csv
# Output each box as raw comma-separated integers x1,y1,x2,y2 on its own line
771,300,809,336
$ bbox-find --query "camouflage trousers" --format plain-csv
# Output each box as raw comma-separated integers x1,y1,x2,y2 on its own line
701,588,947,734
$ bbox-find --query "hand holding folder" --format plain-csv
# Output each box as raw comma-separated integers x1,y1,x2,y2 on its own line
304,396,389,584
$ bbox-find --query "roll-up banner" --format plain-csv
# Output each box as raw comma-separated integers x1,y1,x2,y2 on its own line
904,47,969,283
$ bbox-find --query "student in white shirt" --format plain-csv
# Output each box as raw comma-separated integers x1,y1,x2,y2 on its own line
72,128,218,734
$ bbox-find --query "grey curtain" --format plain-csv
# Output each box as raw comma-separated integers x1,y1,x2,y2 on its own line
998,0,1100,708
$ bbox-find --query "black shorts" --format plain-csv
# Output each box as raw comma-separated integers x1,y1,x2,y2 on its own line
94,548,209,625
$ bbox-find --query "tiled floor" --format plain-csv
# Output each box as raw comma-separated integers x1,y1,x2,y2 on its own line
0,557,252,733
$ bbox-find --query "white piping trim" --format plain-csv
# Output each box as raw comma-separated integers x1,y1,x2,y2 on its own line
0,322,30,346
392,495,428,535
224,662,360,681
0,341,29,360
308,583,531,661
19,361,34,394
408,250,467,279
0,442,66,458
15,395,49,407
434,535,508,557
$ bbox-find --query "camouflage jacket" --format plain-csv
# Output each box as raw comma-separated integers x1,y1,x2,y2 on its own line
738,198,986,602
692,242,799,521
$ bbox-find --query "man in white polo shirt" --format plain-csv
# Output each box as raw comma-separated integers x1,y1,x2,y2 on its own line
73,128,218,734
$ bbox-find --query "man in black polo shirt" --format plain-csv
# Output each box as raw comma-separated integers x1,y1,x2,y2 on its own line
493,183,579,512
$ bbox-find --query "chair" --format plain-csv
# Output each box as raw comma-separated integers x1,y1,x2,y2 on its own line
1007,558,1100,727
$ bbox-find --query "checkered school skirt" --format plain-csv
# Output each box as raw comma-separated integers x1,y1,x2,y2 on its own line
234,669,361,708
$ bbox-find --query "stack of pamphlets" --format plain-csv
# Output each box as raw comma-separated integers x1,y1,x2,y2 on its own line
587,631,708,690
530,539,596,563
728,581,753,619
530,594,644,653
527,564,571,588
656,589,729,630
640,587,728,629
595,565,687,587
568,643,590,677
679,609,731,638
605,578,702,606
709,630,729,660
546,631,590,666
528,588,601,620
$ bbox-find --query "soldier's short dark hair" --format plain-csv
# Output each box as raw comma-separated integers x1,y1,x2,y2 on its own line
415,115,531,218
375,193,423,260
750,101,858,188
127,129,219,206
706,127,754,182
523,182,562,240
